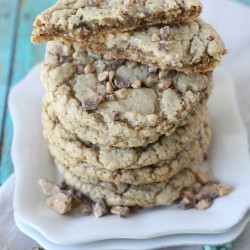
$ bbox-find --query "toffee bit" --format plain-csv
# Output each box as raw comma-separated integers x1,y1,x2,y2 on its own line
106,82,114,94
159,70,169,79
46,192,72,214
98,71,109,81
131,79,142,89
111,206,131,218
82,95,103,111
158,42,170,52
196,170,211,184
151,33,161,42
111,59,125,69
87,0,96,7
79,202,92,216
115,81,131,89
59,55,69,63
94,199,107,218
195,199,212,210
106,94,116,101
160,26,170,40
115,88,129,99
179,197,194,210
76,64,85,75
84,64,95,74
145,72,158,87
112,110,120,121
124,0,133,5
38,179,60,197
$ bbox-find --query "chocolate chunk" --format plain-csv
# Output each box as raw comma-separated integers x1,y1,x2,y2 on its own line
82,95,103,111
158,42,170,52
112,110,120,121
111,59,125,69
114,80,131,89
160,26,170,40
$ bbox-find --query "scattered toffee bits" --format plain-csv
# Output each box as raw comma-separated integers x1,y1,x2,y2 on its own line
112,110,120,121
178,170,233,211
111,59,125,69
82,95,103,111
160,26,170,40
158,42,170,52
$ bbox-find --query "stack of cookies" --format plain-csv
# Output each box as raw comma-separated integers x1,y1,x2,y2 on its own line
32,0,226,209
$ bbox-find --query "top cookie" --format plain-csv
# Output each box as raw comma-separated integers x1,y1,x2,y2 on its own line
31,0,202,44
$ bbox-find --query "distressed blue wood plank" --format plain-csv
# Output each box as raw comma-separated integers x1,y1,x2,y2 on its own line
0,0,54,184
0,0,19,153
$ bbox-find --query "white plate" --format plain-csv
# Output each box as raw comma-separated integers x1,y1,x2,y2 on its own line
14,211,250,250
10,64,250,245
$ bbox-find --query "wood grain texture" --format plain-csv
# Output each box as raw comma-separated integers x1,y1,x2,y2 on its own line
0,0,53,184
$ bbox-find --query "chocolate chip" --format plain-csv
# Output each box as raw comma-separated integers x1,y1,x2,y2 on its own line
106,94,116,101
160,26,170,40
112,110,120,121
59,55,69,63
114,80,131,89
111,59,125,69
82,95,103,111
158,42,170,52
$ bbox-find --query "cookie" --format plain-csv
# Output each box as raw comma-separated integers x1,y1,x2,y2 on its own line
32,0,202,44
41,40,213,147
48,134,208,185
57,163,196,208
43,103,210,171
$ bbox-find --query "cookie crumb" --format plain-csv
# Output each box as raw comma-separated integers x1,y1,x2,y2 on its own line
179,197,194,210
94,199,107,218
82,95,103,111
196,170,212,184
158,80,171,90
217,183,233,197
111,206,131,218
160,26,170,40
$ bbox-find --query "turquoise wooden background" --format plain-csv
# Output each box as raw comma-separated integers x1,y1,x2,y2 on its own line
0,0,250,185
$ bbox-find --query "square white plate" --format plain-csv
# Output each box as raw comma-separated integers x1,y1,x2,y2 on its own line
10,64,250,245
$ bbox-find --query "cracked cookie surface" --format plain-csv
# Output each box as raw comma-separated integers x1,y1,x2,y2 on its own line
43,102,210,171
57,164,196,208
41,40,213,147
69,19,226,73
32,0,202,45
